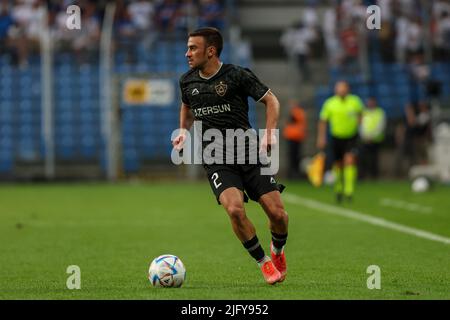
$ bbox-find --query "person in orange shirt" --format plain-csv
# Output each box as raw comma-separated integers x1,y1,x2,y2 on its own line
283,100,307,179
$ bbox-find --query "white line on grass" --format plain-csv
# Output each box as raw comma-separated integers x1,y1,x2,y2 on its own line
284,193,450,245
380,198,433,214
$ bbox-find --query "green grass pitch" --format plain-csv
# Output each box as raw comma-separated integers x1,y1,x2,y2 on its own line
0,180,449,299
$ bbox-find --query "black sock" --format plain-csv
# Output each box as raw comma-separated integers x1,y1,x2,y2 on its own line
242,235,265,262
271,232,288,249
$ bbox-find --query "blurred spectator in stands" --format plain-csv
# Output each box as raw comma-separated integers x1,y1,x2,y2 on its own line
11,0,33,36
280,23,296,63
54,0,101,64
433,9,450,61
395,14,410,63
322,1,341,66
128,0,155,33
405,16,424,63
404,101,432,166
54,1,78,53
377,0,396,62
113,0,138,62
154,0,178,33
433,0,450,19
339,18,359,73
198,0,224,31
395,0,417,18
303,0,324,59
347,0,367,23
407,52,436,103
280,21,317,81
282,100,307,180
174,0,198,33
71,1,100,64
336,0,366,69
129,0,157,58
359,97,386,180
409,52,430,82
27,0,45,40
303,0,319,29
0,1,16,61
10,0,46,68
378,0,394,23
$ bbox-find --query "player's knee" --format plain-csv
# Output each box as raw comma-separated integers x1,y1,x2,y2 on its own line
268,204,288,224
225,204,246,222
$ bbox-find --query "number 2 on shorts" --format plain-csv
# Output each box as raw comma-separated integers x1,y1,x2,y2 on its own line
211,172,222,189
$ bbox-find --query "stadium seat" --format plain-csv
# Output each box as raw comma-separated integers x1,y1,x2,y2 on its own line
0,157,13,172
123,148,139,172
17,140,38,160
0,135,13,149
0,35,253,174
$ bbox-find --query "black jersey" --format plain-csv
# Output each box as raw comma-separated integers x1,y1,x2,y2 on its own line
179,63,270,164
179,63,269,131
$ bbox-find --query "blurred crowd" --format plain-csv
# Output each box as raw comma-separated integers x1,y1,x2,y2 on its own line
0,0,226,67
280,0,450,79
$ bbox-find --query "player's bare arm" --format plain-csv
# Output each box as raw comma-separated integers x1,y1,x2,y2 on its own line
172,103,194,151
259,91,280,152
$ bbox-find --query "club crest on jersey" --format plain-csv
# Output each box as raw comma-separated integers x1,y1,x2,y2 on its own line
215,81,227,97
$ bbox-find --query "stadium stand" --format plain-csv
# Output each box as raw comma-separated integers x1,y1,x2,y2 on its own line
0,0,255,177
315,61,450,119
1,0,449,179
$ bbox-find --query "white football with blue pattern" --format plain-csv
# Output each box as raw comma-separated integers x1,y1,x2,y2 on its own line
148,254,186,288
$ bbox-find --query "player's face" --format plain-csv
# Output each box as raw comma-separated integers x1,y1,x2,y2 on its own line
367,98,377,108
186,36,209,69
335,82,349,97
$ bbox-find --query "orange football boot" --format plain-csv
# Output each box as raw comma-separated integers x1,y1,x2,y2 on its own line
260,258,282,285
271,242,287,282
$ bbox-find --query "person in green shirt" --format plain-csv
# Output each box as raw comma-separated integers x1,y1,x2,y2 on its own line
359,97,386,179
317,81,363,203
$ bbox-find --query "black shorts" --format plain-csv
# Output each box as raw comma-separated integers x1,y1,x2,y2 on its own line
331,135,359,161
204,164,285,204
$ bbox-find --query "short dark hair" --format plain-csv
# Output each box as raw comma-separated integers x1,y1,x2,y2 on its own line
188,27,223,57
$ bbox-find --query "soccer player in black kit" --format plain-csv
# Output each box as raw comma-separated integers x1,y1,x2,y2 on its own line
172,28,288,284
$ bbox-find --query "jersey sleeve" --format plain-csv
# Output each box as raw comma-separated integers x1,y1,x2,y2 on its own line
319,99,331,121
179,78,190,106
239,67,270,102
